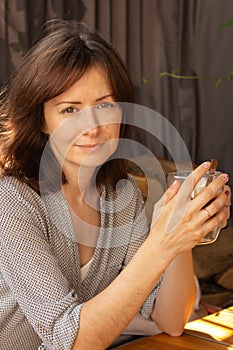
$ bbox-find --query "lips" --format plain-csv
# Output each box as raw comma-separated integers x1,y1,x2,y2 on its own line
74,142,103,151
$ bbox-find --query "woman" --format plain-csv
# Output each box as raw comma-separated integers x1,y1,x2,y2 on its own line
0,20,230,350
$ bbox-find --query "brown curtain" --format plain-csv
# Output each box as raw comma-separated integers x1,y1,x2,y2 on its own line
1,0,233,194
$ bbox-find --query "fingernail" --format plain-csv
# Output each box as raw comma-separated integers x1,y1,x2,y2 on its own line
203,162,211,169
222,174,229,181
225,190,230,196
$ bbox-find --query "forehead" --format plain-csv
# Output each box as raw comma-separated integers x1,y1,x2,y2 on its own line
53,66,112,102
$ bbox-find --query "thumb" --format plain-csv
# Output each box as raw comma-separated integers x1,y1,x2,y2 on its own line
158,179,180,207
151,179,180,226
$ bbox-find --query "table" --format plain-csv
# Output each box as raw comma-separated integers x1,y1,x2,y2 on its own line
118,307,233,349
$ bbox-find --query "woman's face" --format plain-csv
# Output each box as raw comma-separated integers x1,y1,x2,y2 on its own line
43,66,121,172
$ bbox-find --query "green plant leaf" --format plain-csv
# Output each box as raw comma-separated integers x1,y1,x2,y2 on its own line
220,18,233,29
142,77,149,84
214,78,222,88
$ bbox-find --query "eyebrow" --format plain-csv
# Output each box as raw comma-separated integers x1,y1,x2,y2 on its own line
55,94,114,106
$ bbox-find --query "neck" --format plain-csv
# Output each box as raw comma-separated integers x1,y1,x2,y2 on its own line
62,164,99,205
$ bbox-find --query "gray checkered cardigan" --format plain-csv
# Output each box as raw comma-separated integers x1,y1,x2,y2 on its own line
0,176,163,350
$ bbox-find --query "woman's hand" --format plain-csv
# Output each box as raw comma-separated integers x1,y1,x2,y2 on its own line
150,161,230,256
149,162,230,335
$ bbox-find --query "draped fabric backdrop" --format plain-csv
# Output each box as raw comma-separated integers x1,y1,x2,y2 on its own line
1,0,233,194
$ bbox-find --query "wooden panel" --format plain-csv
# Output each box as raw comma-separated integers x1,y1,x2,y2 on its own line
119,333,227,349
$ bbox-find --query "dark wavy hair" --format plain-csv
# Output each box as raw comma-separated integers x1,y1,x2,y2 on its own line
0,19,134,193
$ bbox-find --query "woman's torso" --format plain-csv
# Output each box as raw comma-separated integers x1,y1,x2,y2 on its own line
0,176,149,349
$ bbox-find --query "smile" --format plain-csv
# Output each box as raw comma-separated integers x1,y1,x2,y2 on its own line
74,143,104,151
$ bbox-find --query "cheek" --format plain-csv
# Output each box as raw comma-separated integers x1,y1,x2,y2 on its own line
105,124,121,138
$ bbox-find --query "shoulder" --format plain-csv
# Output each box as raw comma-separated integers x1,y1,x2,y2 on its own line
0,176,48,220
0,176,39,202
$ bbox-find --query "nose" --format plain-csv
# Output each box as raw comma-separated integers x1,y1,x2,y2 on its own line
83,125,100,137
82,107,103,137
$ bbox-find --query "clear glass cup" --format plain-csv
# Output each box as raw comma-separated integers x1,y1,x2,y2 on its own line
167,170,222,245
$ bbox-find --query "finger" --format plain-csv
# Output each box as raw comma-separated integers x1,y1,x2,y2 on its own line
165,179,180,203
224,184,231,194
175,162,212,203
151,180,180,226
158,163,213,229
205,189,231,230
221,187,231,228
224,185,231,207
183,161,211,191
197,209,225,241
220,206,229,228
155,179,180,208
200,189,230,222
192,173,229,212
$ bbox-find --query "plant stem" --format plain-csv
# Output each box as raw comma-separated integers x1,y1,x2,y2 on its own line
159,72,232,81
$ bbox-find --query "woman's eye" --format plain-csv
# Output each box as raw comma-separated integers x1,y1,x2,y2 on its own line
96,102,115,109
62,106,79,114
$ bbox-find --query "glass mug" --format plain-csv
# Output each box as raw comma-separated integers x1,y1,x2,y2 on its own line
167,170,222,245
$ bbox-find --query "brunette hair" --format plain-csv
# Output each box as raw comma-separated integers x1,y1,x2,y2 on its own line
0,19,134,193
